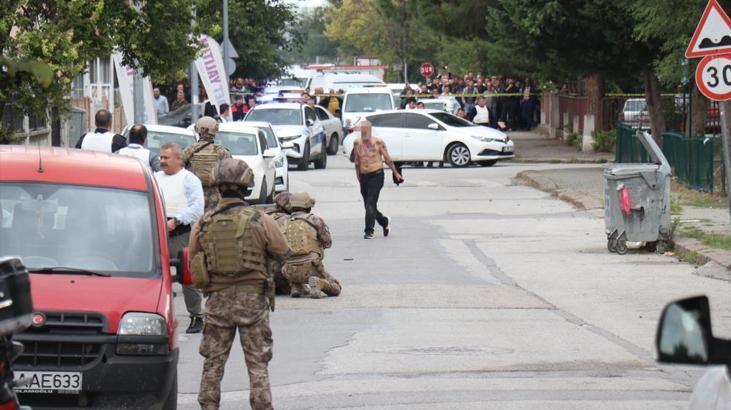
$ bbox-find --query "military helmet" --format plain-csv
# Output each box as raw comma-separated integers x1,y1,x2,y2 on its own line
214,158,254,188
195,116,219,140
288,192,315,210
273,192,292,212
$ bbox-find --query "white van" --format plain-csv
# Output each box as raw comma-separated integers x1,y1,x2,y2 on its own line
306,73,385,92
341,87,395,131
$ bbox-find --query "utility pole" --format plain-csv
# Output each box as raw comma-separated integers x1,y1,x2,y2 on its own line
133,72,144,123
223,0,229,68
190,6,199,122
720,101,731,218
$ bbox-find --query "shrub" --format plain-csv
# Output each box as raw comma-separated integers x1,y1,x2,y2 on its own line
566,132,582,148
592,129,616,152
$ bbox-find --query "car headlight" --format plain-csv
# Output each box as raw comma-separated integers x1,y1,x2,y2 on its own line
118,312,165,336
471,135,503,143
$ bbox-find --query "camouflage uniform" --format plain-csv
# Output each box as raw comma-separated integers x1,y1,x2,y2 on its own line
265,193,293,295
182,116,232,211
281,193,342,298
188,159,290,410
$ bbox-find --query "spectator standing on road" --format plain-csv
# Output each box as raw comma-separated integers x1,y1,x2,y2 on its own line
201,89,218,118
153,87,169,115
154,142,205,333
467,96,492,127
170,89,188,112
353,120,403,239
462,79,478,113
217,104,231,123
76,109,127,153
189,158,289,410
116,124,160,171
183,116,232,211
230,77,249,96
231,95,246,121
456,108,467,119
244,96,257,115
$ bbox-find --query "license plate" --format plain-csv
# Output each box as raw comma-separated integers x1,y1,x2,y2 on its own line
502,146,513,153
14,371,82,394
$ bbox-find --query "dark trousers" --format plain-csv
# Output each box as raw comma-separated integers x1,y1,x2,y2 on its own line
359,170,388,234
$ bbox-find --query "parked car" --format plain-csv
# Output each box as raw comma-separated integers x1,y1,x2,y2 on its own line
215,123,277,204
313,105,344,155
620,98,650,129
416,97,461,114
122,124,196,157
0,146,178,408
655,295,731,409
241,121,290,193
343,110,514,167
387,83,419,107
342,87,395,133
244,102,327,171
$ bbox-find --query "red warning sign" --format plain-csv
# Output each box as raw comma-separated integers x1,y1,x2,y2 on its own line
686,0,731,58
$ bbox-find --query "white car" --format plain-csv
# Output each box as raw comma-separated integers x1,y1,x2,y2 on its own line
242,121,289,193
343,109,515,167
387,83,419,107
215,123,277,204
122,124,196,157
341,87,395,134
244,103,327,171
313,105,343,154
306,73,385,92
417,97,461,114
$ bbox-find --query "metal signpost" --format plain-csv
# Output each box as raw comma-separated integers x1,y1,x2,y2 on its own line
687,0,731,217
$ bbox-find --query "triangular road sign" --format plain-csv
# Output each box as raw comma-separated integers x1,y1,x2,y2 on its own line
686,0,731,58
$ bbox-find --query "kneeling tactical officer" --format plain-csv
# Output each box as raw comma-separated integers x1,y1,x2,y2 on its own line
281,192,342,298
265,192,294,295
188,158,290,410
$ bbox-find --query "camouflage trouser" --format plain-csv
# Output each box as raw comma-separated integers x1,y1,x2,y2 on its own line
282,254,341,297
268,259,291,295
203,186,222,211
198,285,273,410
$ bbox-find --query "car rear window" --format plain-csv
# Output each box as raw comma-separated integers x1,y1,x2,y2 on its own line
430,112,473,127
216,132,259,155
144,131,195,156
0,183,157,277
344,94,393,113
246,108,302,126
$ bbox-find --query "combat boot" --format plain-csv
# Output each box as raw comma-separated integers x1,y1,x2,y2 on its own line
307,277,327,299
290,282,312,298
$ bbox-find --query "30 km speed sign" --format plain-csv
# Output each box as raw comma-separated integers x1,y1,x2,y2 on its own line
696,54,731,101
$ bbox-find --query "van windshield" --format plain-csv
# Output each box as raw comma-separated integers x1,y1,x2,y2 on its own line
0,183,158,278
344,94,393,112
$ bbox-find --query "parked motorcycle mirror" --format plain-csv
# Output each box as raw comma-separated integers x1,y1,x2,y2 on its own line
655,295,731,366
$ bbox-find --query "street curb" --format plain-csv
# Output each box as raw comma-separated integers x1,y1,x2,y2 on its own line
511,158,612,164
515,170,731,276
514,171,603,211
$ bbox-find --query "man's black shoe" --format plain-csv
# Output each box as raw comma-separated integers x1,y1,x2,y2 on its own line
186,316,203,334
383,216,391,237
364,232,374,239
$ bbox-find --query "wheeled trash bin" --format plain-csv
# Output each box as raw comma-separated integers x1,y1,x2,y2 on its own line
604,131,671,254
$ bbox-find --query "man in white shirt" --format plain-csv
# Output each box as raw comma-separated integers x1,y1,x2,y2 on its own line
467,96,492,127
116,124,160,171
154,142,206,333
153,87,169,115
75,109,127,152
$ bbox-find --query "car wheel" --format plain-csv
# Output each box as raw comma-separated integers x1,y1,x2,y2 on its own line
163,373,177,410
446,143,471,167
327,133,339,155
480,160,497,167
297,143,310,170
314,146,328,169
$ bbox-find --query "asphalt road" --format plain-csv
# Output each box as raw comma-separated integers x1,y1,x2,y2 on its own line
174,155,731,409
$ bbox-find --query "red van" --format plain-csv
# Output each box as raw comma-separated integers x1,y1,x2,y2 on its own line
0,146,179,408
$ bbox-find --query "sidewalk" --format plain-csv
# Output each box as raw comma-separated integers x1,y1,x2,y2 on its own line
510,131,614,164
511,133,731,281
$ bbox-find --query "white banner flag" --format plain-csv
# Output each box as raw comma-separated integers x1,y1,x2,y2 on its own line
112,52,158,126
195,35,231,115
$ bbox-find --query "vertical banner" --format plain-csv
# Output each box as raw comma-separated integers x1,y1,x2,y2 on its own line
112,52,158,125
195,35,231,115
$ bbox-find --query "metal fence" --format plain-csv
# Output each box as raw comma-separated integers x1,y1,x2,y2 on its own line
615,124,718,192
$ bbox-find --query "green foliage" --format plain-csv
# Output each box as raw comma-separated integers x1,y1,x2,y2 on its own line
591,129,616,152
680,225,731,251
566,132,582,148
285,7,338,65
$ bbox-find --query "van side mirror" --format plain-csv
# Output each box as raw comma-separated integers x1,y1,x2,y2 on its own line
306,119,315,127
263,148,276,158
169,248,190,285
655,295,731,365
427,123,440,130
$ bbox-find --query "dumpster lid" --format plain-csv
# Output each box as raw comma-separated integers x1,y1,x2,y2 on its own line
605,163,659,176
637,130,670,170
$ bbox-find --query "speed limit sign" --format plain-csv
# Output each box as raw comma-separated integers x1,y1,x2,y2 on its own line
696,54,731,101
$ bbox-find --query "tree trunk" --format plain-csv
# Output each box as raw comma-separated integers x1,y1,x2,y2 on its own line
643,69,666,143
690,80,708,137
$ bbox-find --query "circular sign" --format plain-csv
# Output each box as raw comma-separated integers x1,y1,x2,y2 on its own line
420,62,434,78
696,54,731,101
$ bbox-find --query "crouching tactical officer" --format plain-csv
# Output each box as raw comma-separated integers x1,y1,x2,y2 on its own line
281,192,342,298
188,158,290,410
265,192,294,295
183,116,232,210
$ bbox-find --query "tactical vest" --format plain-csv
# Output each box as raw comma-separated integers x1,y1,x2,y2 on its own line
199,207,266,276
284,216,322,257
188,143,219,187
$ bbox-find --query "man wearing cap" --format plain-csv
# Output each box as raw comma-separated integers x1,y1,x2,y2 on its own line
188,158,289,410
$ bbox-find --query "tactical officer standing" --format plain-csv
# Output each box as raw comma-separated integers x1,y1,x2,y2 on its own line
280,192,342,298
188,158,290,410
182,116,232,210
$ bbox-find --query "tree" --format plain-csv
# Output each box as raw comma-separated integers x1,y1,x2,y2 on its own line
196,0,299,80
1,0,200,143
286,7,338,65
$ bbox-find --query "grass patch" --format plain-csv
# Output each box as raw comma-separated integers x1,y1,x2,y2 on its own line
566,132,582,148
671,180,727,209
670,199,683,214
679,225,731,250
